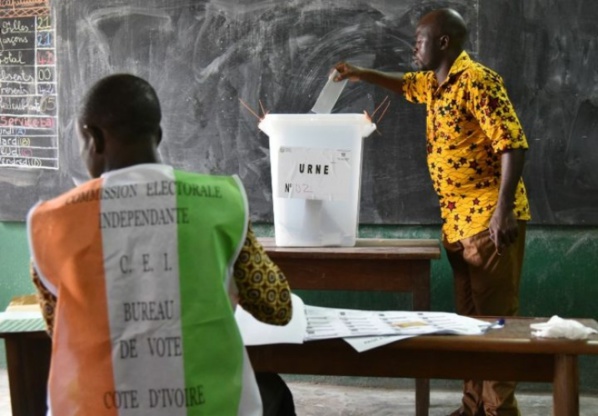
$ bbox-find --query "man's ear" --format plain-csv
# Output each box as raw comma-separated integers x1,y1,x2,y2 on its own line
439,34,450,50
156,127,162,146
87,125,105,155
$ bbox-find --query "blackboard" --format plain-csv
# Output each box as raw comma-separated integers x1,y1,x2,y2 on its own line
0,0,596,224
0,0,59,219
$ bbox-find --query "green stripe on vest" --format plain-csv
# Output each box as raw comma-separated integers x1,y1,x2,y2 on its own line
174,170,246,415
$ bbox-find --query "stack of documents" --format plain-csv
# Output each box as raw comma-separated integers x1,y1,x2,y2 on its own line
235,294,492,352
0,294,45,333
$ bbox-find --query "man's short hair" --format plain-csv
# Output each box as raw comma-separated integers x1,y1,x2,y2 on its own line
79,74,162,141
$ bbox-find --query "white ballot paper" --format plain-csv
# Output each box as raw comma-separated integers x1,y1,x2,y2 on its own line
343,335,417,353
310,69,347,114
235,294,492,352
235,293,307,345
304,305,491,340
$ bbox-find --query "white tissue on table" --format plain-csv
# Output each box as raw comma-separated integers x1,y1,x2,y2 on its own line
530,315,598,340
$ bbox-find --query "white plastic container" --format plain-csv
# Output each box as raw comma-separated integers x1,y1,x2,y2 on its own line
258,114,376,247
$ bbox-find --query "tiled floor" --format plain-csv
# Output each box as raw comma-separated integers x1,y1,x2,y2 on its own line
2,369,598,415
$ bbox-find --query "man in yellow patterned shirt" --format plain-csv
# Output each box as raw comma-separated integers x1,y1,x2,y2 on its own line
335,8,529,416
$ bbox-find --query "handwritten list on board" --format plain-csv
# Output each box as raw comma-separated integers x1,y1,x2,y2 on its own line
0,0,57,170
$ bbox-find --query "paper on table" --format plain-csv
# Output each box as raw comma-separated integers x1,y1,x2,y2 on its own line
0,310,43,320
0,317,46,333
343,334,416,353
235,293,493,351
5,294,40,312
235,293,307,345
344,312,494,352
0,310,45,333
303,305,491,341
310,69,347,114
0,294,45,333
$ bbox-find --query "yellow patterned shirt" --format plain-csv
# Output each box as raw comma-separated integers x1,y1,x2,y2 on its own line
32,222,292,335
403,51,531,243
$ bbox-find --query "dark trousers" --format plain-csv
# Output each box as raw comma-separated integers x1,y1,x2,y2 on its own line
255,372,296,416
443,222,526,416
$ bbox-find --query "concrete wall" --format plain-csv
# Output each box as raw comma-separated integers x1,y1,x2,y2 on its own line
2,222,597,391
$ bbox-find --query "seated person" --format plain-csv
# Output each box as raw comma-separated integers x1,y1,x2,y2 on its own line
28,74,294,416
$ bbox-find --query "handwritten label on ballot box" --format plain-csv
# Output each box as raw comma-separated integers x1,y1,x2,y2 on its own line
276,146,353,201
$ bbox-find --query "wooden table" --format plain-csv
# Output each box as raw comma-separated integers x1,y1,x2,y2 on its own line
1,238,441,416
260,237,441,416
259,238,440,314
249,317,598,416
2,319,598,416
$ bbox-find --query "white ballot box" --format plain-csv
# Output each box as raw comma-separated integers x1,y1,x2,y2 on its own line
258,114,375,247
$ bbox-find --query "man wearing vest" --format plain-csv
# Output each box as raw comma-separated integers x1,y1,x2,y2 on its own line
28,74,294,416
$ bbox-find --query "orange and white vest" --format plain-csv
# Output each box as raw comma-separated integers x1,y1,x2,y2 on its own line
27,164,262,416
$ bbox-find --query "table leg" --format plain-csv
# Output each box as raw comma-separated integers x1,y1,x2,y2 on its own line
415,378,430,416
412,261,430,416
4,335,51,416
553,354,579,416
411,262,431,312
